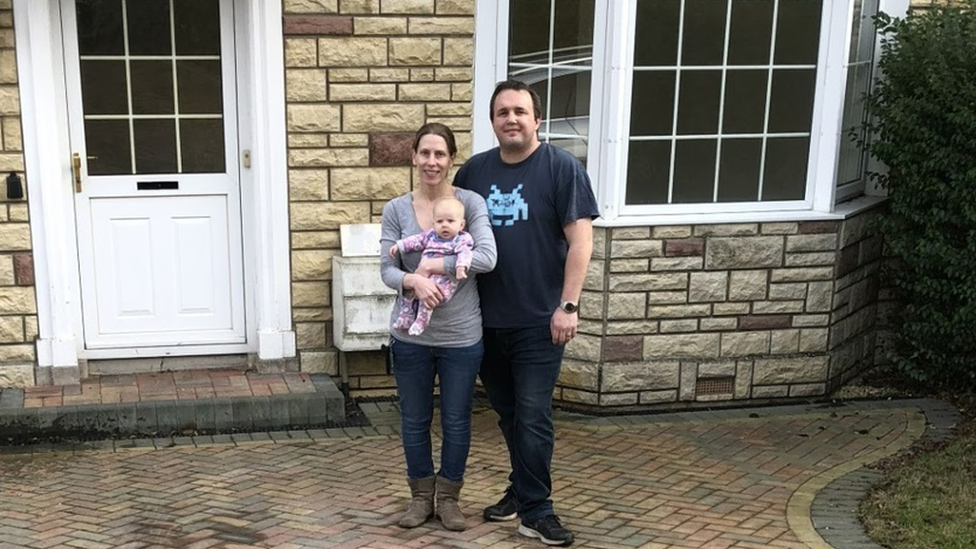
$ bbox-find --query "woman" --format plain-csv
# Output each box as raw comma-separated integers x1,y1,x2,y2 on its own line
380,123,497,531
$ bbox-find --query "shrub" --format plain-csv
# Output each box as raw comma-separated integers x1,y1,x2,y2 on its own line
864,1,976,388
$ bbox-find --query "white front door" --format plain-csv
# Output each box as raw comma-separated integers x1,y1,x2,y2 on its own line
62,0,246,352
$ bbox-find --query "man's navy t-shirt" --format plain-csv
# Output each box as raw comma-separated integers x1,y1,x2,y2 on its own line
454,143,600,328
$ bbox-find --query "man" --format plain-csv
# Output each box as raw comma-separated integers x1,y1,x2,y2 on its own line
454,80,599,546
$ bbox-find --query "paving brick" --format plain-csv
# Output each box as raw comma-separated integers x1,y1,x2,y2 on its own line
0,392,947,549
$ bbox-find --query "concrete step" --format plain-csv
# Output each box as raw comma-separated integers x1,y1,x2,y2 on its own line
0,371,345,442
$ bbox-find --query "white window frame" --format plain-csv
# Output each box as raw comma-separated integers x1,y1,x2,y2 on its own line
473,0,908,225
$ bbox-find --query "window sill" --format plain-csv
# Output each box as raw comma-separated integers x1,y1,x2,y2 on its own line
594,195,887,228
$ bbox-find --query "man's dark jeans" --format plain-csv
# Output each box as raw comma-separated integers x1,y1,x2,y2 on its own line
480,325,564,522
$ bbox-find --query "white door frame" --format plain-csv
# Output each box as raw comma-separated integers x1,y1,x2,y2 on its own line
14,0,295,381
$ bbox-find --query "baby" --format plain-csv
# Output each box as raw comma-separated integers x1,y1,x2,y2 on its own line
390,197,474,335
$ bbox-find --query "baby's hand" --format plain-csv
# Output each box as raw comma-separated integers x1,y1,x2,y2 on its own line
389,244,399,258
456,266,467,280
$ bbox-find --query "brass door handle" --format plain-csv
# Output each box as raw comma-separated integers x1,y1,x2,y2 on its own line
72,152,82,193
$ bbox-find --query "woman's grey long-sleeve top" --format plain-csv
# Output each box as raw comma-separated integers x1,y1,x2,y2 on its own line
380,188,497,347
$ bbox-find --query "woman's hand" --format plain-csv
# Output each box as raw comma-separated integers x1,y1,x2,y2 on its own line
404,273,444,309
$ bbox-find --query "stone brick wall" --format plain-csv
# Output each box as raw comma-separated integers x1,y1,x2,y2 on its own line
0,1,35,388
826,210,883,391
558,206,885,409
283,0,474,394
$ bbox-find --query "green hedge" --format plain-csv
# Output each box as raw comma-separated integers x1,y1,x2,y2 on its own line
865,1,976,388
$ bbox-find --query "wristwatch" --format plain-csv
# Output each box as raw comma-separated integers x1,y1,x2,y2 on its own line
559,301,579,314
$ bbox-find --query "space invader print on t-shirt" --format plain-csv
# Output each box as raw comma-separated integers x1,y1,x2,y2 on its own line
486,184,528,227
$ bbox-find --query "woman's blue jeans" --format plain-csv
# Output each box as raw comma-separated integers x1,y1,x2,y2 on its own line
391,338,483,482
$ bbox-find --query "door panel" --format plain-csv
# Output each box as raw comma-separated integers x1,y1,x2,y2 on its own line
63,0,246,352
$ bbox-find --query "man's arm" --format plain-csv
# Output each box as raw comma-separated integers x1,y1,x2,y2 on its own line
550,218,593,345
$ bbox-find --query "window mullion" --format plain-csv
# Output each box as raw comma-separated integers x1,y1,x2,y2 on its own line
667,0,687,204
544,0,556,140
598,0,637,221
758,0,782,201
713,0,734,202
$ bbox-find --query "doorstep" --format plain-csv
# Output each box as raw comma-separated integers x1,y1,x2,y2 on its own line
0,369,345,441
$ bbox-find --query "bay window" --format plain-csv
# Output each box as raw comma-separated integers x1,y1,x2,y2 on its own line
473,0,896,222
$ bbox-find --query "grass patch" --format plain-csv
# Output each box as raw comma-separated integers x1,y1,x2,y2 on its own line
859,397,976,549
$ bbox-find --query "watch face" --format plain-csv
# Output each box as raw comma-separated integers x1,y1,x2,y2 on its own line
562,302,578,313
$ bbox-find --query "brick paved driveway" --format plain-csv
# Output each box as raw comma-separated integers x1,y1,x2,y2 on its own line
0,402,922,549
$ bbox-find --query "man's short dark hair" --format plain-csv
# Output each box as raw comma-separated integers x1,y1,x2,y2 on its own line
490,80,542,121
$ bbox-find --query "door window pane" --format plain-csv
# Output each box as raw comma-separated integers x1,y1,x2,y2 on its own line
177,61,224,115
626,140,672,205
81,61,128,115
127,0,172,56
134,119,177,174
181,120,225,173
174,0,221,55
76,0,124,55
130,61,175,115
85,120,131,175
76,0,225,176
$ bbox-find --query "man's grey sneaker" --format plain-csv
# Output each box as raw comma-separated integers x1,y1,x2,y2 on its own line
482,486,518,521
518,515,574,546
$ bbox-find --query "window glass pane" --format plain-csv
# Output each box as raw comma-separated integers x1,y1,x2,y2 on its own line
181,120,225,173
722,70,767,133
550,138,588,167
718,138,762,201
553,0,594,51
85,120,131,175
81,60,128,115
509,0,551,60
626,140,671,204
677,71,722,135
545,70,590,135
837,0,878,188
178,61,223,115
635,0,681,67
849,0,864,63
673,139,717,203
682,0,727,66
762,137,809,200
130,61,175,115
133,119,177,174
728,0,773,65
525,78,550,123
174,0,220,55
630,71,676,136
767,69,815,133
127,0,172,56
76,0,124,55
774,0,822,65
